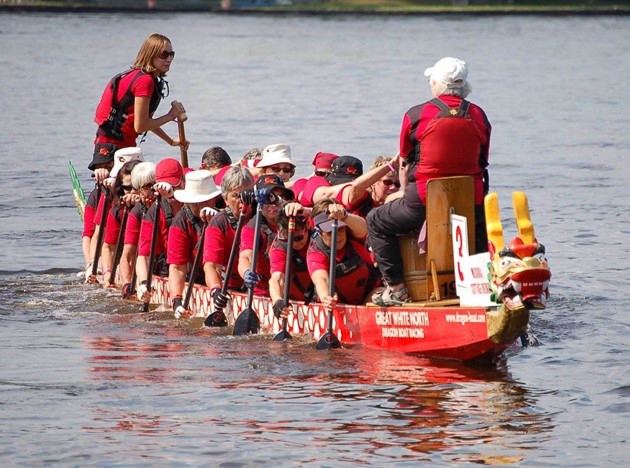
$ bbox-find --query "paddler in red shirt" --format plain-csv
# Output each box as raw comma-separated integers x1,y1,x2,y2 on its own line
268,202,314,321
237,174,294,297
168,170,222,319
136,158,185,303
203,167,255,312
307,199,380,310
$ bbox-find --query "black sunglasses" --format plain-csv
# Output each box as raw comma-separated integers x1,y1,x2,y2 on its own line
269,166,294,174
314,170,329,177
158,50,175,60
121,184,133,192
382,179,401,188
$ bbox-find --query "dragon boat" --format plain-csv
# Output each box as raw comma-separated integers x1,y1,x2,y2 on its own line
70,163,551,362
142,177,551,362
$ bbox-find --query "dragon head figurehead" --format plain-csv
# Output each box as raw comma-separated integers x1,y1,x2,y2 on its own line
489,236,551,311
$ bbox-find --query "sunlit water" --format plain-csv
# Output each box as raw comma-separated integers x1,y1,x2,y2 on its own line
0,12,628,465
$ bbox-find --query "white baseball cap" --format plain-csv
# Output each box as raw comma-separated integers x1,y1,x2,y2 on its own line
424,57,469,89
110,147,144,178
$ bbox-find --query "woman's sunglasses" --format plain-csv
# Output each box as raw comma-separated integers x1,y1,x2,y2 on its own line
121,184,133,192
314,170,330,177
382,179,401,188
158,50,175,60
269,165,294,174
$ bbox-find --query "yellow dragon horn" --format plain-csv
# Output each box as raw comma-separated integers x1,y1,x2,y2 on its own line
513,192,535,244
484,192,505,252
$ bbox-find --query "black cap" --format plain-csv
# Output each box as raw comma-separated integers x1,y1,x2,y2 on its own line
325,155,363,186
88,143,118,171
255,174,294,201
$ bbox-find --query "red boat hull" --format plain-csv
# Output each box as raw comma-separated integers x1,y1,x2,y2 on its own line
149,276,526,362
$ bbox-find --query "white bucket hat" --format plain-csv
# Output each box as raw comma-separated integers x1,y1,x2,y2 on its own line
174,170,221,203
110,147,144,178
257,143,294,168
424,57,469,89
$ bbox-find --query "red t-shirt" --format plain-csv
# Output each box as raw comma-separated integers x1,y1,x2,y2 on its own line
138,199,172,257
307,237,375,305
82,187,100,237
299,175,329,207
269,237,311,302
202,210,244,289
94,69,156,148
240,217,276,295
291,177,308,202
167,207,201,267
103,205,123,245
124,203,147,246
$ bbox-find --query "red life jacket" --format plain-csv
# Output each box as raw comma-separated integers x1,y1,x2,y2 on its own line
313,236,378,305
408,98,488,204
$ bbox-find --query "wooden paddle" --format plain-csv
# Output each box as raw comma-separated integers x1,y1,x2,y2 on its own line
142,194,162,312
181,222,207,316
316,218,341,350
273,216,295,342
107,205,129,286
90,187,110,280
174,103,188,169
233,201,263,336
204,204,249,328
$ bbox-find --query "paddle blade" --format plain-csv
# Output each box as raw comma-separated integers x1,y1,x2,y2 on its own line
273,329,292,342
204,310,228,328
316,332,341,350
232,307,260,336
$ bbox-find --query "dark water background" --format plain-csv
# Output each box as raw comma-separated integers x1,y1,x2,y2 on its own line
0,12,628,465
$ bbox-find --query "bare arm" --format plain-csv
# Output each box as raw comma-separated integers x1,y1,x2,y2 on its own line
238,249,253,279
341,156,400,207
269,271,285,304
203,261,224,290
119,244,137,285
100,242,115,287
168,263,187,304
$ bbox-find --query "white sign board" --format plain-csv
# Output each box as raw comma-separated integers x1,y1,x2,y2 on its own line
451,214,495,307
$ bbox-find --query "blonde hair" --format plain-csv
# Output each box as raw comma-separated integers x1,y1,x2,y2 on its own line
131,162,156,190
370,156,390,170
132,33,172,76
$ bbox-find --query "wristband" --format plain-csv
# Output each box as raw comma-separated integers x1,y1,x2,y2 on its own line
386,162,396,173
172,296,183,311
140,280,147,286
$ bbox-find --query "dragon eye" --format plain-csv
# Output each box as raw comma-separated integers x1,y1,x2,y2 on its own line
499,257,519,269
534,253,548,266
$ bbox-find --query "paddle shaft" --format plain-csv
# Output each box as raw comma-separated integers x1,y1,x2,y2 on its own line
245,206,264,309
143,194,162,311
177,119,188,169
183,222,207,310
108,205,129,286
326,219,339,334
91,187,110,277
280,217,295,334
220,206,249,298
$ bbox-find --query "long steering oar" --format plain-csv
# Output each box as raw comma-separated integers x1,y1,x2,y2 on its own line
204,203,249,328
174,104,189,169
316,218,341,350
107,205,129,286
90,187,110,281
273,216,295,342
143,194,162,312
233,198,264,336
181,222,207,316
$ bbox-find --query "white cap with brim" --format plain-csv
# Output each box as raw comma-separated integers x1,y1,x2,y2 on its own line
257,143,295,168
424,57,469,89
110,147,144,178
174,169,222,204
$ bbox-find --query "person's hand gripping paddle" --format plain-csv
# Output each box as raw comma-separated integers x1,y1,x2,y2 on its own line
316,218,341,350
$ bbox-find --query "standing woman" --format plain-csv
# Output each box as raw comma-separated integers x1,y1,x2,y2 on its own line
89,33,187,173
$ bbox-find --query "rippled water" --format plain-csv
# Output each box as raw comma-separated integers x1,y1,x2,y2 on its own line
0,12,628,466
